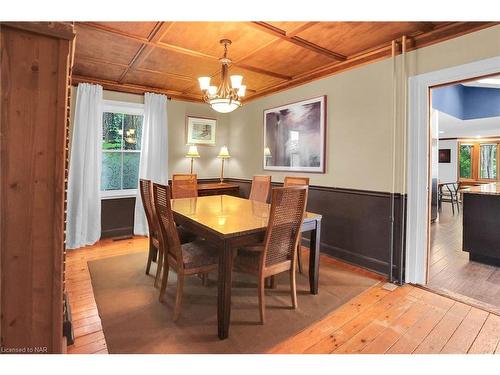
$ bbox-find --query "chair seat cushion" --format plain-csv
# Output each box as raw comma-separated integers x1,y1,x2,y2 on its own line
182,240,218,270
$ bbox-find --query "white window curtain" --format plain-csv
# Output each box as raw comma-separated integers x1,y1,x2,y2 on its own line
134,92,169,235
66,83,103,249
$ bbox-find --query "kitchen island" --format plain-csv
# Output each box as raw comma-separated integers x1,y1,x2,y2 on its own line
462,182,500,266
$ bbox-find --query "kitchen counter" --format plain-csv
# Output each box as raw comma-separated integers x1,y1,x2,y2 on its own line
462,182,500,195
462,185,500,266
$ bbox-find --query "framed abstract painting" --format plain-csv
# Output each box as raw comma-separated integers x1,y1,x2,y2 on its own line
186,115,216,145
263,96,326,173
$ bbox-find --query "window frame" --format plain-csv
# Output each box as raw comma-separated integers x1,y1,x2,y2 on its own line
458,138,500,183
101,100,145,199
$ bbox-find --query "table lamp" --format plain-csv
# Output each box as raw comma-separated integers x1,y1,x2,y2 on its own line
217,146,231,183
185,145,200,174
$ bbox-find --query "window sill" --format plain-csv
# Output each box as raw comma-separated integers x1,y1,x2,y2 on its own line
101,189,137,200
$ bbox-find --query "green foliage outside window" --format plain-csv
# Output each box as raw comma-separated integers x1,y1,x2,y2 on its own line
459,145,472,179
101,112,143,191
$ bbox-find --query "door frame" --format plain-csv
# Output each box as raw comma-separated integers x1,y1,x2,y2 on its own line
405,56,500,284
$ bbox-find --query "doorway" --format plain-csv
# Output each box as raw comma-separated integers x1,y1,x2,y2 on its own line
427,75,500,313
405,56,500,292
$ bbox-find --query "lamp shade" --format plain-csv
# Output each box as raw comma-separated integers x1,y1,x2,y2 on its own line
198,76,211,90
230,75,243,89
185,145,200,158
237,85,246,97
264,147,272,157
217,146,231,158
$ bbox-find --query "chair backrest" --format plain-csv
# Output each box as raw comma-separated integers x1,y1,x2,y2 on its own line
261,186,307,269
152,183,183,268
172,174,198,199
139,179,157,238
249,175,271,203
284,176,310,189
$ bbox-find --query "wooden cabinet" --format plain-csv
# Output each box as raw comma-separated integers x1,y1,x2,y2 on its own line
197,182,240,197
1,22,74,353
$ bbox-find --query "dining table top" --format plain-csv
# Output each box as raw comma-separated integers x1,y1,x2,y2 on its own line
171,194,322,238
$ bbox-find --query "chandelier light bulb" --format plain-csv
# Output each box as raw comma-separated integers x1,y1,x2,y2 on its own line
230,75,243,89
198,76,211,90
237,85,246,97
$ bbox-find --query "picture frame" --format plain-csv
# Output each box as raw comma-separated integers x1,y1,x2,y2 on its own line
439,149,451,163
186,115,217,146
263,96,326,173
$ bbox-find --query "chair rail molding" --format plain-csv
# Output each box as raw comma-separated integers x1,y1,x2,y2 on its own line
406,55,500,284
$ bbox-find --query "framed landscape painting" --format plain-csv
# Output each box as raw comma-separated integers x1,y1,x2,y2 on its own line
263,96,326,173
186,115,216,145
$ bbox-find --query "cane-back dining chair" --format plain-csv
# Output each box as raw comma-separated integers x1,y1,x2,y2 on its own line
249,175,271,203
283,176,310,273
140,179,197,288
234,186,307,324
171,174,198,199
153,183,218,321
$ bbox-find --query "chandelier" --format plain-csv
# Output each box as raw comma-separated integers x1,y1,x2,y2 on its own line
198,39,246,114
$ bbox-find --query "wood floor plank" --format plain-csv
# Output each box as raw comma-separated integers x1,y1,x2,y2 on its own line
440,307,489,353
413,302,471,353
428,206,500,312
68,338,107,354
361,299,429,353
468,313,500,354
332,292,416,353
303,286,413,353
268,283,389,353
386,303,453,353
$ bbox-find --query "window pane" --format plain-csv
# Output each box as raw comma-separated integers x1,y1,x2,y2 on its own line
103,112,123,150
459,145,472,179
480,144,497,179
122,152,140,189
123,114,143,150
101,152,122,190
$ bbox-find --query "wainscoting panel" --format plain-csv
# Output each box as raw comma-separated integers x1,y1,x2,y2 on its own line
101,197,136,239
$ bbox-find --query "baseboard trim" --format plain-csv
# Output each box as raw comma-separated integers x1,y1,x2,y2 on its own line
101,226,134,239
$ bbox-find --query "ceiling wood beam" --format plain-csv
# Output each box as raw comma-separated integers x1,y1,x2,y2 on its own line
74,55,195,82
71,74,202,102
234,21,319,64
415,22,437,33
249,21,346,61
118,22,172,83
73,22,498,104
77,22,290,81
246,22,497,102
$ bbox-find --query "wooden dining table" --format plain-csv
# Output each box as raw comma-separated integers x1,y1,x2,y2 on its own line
171,194,322,340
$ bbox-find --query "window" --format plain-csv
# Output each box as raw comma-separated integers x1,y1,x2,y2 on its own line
459,144,473,179
458,140,500,182
480,144,497,179
101,101,144,198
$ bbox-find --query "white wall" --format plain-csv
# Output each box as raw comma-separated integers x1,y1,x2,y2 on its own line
438,139,458,183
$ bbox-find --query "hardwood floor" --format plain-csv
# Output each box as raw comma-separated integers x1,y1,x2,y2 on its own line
428,202,500,314
66,237,500,354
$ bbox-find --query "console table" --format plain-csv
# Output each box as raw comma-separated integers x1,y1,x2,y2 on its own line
197,182,240,197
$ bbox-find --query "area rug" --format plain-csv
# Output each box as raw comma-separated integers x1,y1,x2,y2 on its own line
88,251,378,353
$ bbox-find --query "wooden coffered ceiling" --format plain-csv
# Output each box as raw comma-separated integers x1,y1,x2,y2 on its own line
72,21,497,102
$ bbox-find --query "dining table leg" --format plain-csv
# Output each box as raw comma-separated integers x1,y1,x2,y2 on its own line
217,240,233,340
308,218,321,295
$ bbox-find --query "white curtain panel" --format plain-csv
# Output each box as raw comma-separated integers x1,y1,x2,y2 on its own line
133,92,169,235
66,83,103,249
